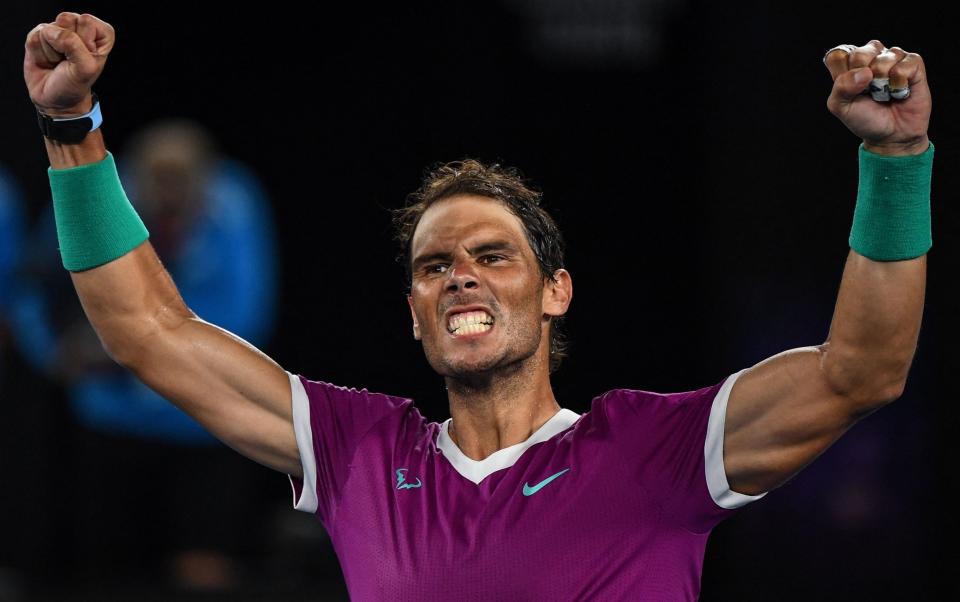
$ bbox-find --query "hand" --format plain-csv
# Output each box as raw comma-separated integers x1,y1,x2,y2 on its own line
24,12,115,116
823,40,931,155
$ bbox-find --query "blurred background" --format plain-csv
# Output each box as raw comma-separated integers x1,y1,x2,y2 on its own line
1,1,956,600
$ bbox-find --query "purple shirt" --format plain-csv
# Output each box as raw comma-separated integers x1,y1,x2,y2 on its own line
287,368,765,601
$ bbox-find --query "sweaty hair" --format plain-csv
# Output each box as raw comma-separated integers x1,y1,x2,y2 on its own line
391,159,570,374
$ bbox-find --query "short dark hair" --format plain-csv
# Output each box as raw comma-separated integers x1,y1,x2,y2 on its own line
391,159,570,374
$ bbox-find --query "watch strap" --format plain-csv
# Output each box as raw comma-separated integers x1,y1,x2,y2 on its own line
36,93,102,144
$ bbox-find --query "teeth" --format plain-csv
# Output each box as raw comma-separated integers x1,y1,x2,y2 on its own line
448,310,494,333
453,322,492,336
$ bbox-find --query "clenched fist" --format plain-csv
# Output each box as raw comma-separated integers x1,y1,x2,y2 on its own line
823,40,931,156
24,12,114,117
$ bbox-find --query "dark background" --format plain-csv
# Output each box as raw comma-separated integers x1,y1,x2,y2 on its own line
1,1,956,600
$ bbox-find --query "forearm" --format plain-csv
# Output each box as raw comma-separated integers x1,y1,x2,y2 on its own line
40,110,181,364
821,141,932,409
821,250,925,406
70,240,193,367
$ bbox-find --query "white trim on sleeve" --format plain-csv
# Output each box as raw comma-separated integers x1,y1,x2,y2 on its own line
287,371,319,514
704,367,768,509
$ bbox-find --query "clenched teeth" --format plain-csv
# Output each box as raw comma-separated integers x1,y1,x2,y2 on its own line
448,310,494,334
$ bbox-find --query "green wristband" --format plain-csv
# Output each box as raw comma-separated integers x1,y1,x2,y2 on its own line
849,140,934,261
48,150,149,272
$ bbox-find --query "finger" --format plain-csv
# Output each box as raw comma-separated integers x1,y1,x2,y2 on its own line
54,11,80,33
823,44,856,81
77,14,116,56
888,52,924,100
849,40,885,69
886,47,918,90
870,47,906,78
40,24,98,78
25,23,58,67
867,47,909,101
37,24,65,65
76,13,99,54
827,66,874,114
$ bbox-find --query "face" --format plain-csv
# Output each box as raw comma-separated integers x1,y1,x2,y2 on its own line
406,194,572,379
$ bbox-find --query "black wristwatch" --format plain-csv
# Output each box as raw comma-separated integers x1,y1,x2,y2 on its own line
36,93,102,144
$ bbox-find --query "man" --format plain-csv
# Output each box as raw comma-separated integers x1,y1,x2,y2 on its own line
24,11,931,600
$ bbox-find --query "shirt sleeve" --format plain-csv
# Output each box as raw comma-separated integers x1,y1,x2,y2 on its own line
601,368,766,533
286,371,413,525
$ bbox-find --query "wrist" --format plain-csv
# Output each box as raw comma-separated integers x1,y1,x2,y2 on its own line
862,135,930,156
849,140,934,261
48,150,150,272
44,129,107,169
35,92,94,118
36,92,103,147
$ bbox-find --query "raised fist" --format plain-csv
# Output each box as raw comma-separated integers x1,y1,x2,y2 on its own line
24,12,114,116
823,40,931,155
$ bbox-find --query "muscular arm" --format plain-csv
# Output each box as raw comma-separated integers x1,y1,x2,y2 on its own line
718,40,931,497
48,124,302,478
723,247,925,495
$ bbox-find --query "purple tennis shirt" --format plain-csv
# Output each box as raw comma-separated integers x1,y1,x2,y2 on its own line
286,368,766,600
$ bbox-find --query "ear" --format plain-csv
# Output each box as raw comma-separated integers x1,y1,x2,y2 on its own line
542,268,572,319
407,294,421,340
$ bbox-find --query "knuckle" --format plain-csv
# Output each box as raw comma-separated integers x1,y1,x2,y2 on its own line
25,24,41,42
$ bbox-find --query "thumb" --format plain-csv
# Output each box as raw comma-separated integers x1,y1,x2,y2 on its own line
845,67,872,95
829,67,872,111
40,24,98,79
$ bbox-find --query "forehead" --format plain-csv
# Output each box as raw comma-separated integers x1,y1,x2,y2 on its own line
410,194,528,253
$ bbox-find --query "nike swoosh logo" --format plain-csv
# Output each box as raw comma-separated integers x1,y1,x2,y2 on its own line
523,468,571,496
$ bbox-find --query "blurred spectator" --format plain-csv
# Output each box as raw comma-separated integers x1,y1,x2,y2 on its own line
0,164,26,358
0,164,28,602
7,120,279,592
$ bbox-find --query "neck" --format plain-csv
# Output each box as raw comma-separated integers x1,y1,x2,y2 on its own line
445,352,560,461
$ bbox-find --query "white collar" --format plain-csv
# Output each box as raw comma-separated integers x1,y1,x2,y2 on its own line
436,408,581,485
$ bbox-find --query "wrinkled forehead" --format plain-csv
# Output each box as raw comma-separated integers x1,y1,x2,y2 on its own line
410,195,529,255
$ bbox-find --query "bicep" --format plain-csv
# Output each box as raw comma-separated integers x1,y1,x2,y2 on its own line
125,313,302,478
723,345,862,496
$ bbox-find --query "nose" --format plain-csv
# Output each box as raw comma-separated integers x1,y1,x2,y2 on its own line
444,260,480,293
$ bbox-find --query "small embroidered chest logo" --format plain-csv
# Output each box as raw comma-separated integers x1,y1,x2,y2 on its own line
395,468,422,490
523,468,571,496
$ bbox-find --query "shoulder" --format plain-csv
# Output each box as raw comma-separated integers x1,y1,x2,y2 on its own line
591,377,728,416
584,372,744,444
292,372,414,406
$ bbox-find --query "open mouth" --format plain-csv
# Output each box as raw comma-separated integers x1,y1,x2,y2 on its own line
446,310,495,337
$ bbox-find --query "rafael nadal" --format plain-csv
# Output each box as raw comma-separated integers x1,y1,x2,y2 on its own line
24,11,932,601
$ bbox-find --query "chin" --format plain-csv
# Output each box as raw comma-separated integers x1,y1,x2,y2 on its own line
435,356,501,378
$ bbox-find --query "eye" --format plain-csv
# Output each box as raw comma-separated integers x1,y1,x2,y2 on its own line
425,263,448,274
481,254,504,264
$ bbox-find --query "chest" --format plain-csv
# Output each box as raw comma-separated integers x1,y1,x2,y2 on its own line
332,435,665,587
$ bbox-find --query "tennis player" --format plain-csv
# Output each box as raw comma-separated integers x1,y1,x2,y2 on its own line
24,12,933,600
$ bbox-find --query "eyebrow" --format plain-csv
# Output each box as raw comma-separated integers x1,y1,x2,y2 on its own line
412,239,519,271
